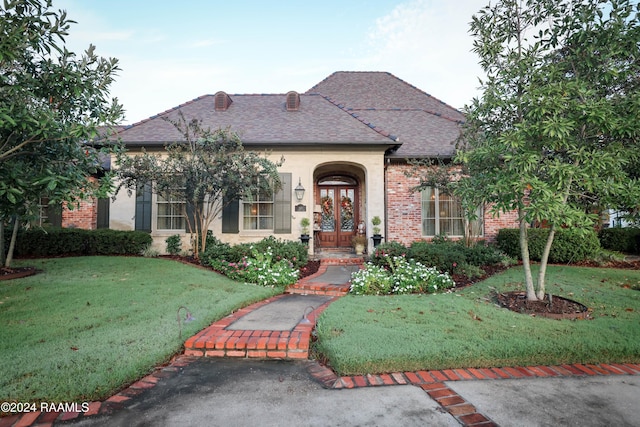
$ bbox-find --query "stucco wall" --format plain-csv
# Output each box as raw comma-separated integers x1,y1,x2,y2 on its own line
108,146,388,254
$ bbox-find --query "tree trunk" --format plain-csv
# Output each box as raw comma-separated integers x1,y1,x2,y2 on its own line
519,209,537,301
536,224,556,300
5,216,19,268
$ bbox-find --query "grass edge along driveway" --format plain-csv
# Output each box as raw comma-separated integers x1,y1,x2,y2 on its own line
315,264,640,375
0,256,280,404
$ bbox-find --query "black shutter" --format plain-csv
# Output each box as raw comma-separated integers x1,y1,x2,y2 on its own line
221,198,239,233
97,198,110,229
274,173,291,234
47,203,62,228
135,182,152,232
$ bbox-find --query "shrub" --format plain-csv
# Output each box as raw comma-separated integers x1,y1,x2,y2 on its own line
201,235,233,267
496,227,601,263
599,227,640,254
209,246,298,287
348,263,392,295
206,236,308,269
370,241,408,268
13,228,152,257
408,240,467,274
350,256,454,295
165,234,182,255
462,242,505,266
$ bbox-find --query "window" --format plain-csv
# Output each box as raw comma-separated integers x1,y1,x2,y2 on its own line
421,187,482,237
222,173,291,234
35,197,62,227
243,179,274,230
156,193,185,230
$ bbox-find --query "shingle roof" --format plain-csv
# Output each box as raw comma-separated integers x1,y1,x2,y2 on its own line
116,93,394,147
115,71,463,158
307,71,464,158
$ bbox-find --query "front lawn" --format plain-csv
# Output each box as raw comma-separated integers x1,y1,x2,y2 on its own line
0,257,280,403
315,265,640,375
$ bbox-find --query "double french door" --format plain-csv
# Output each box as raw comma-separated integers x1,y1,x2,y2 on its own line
318,186,357,248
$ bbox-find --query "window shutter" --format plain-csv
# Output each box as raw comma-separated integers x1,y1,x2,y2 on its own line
97,198,110,229
135,182,152,232
221,198,239,233
274,173,291,234
47,203,62,228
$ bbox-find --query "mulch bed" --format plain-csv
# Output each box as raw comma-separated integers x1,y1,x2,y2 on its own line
0,266,37,281
495,291,591,320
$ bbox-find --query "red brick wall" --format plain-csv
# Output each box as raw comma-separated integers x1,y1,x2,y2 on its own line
62,198,98,229
386,164,423,245
385,164,519,245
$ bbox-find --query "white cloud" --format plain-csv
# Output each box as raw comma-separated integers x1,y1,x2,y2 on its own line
363,0,487,109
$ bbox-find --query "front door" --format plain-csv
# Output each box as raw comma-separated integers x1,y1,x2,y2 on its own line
318,186,357,248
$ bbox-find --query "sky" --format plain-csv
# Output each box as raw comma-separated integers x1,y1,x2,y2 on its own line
54,0,489,125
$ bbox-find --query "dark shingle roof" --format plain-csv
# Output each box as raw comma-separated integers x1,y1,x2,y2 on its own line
116,93,394,147
115,71,463,158
307,71,464,157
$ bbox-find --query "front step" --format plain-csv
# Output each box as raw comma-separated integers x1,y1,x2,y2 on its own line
184,295,337,360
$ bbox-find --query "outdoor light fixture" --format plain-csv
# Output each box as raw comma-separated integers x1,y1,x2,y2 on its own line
300,305,315,324
294,178,305,201
177,306,195,338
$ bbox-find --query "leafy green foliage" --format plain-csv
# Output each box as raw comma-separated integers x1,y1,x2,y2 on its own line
598,228,640,254
497,228,601,263
458,0,640,299
0,0,124,265
408,240,467,274
203,236,308,270
350,256,455,295
370,241,408,268
115,115,283,259
165,234,182,255
10,228,152,257
208,247,299,287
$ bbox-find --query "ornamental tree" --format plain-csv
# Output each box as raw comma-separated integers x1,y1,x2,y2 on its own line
0,0,124,267
115,115,283,259
457,0,640,300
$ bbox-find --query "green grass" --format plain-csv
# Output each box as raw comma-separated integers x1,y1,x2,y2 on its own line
315,265,640,375
0,257,280,403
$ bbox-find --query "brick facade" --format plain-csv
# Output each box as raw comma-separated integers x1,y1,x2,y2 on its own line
61,198,98,230
385,164,424,245
385,163,519,245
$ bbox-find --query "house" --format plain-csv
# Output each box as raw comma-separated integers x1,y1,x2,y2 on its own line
103,71,518,253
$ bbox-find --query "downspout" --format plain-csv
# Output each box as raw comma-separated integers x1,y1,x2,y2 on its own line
384,158,389,242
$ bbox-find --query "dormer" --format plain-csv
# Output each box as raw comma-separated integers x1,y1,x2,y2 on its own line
214,91,232,111
286,91,300,111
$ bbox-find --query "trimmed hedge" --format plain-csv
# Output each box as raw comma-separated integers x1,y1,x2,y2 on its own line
13,228,152,257
598,227,640,254
371,239,506,274
496,228,601,263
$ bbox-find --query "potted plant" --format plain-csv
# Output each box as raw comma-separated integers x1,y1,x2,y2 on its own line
352,234,367,255
300,217,311,245
371,216,383,247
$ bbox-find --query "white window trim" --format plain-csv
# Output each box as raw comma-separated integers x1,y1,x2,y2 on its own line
153,192,186,233
421,188,483,238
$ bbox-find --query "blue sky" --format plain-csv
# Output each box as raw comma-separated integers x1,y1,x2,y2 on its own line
55,0,488,124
